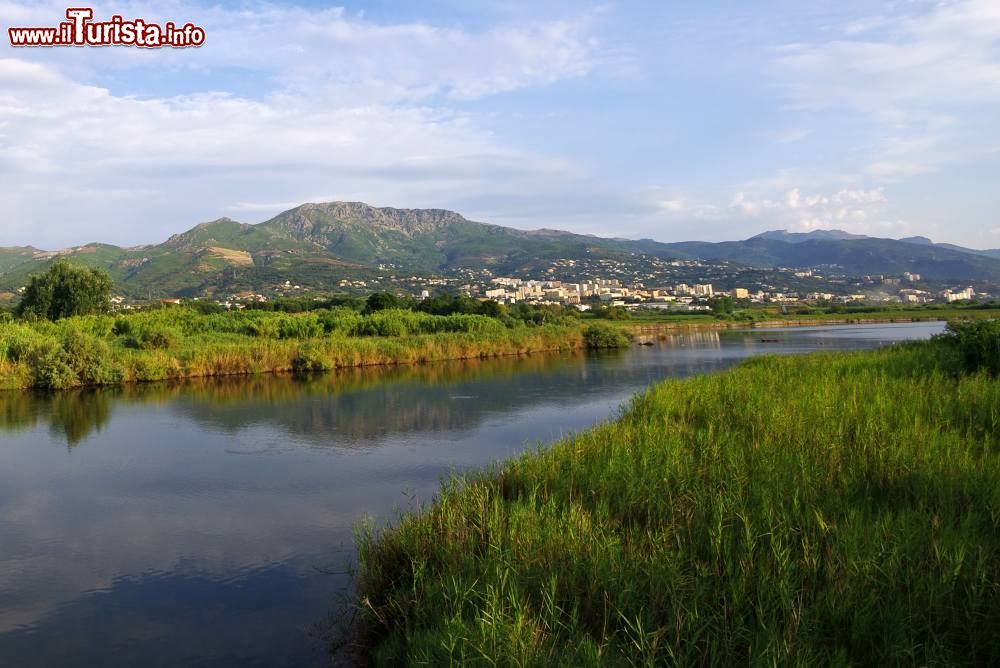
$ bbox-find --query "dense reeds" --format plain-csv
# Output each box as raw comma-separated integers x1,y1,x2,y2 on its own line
0,308,587,390
353,324,1000,665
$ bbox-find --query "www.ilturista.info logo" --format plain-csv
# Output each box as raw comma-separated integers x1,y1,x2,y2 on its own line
8,8,205,48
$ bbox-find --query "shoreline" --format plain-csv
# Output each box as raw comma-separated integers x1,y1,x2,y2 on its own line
351,334,1000,664
0,315,961,392
622,314,951,334
0,334,584,392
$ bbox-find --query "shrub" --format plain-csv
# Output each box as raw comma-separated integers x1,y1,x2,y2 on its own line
28,340,78,389
61,328,123,385
938,319,1000,375
363,292,401,314
316,308,362,335
583,323,630,349
0,323,49,362
114,316,180,350
276,314,324,339
130,354,175,382
292,343,332,373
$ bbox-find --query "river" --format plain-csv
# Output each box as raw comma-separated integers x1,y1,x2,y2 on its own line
0,321,944,666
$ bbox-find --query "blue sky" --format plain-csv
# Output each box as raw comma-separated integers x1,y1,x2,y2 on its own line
1,0,998,249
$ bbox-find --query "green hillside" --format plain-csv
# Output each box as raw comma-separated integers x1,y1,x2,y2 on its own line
1,202,999,298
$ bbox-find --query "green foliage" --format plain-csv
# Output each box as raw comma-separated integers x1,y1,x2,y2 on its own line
354,341,1000,665
350,310,506,338
316,307,363,335
186,300,226,315
243,295,365,313
364,292,401,314
60,328,123,385
416,294,482,316
709,295,736,315
938,319,1000,375
16,262,113,321
29,341,77,389
592,305,630,320
0,322,48,362
291,342,333,373
114,317,180,350
582,323,630,349
477,299,506,318
0,304,580,389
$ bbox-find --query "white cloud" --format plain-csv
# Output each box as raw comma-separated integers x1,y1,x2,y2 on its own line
722,186,932,238
775,0,1000,118
0,1,600,104
0,1,608,248
729,187,891,232
0,55,590,246
777,0,1000,117
772,0,1000,190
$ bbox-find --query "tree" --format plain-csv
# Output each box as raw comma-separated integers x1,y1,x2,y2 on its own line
363,291,400,314
16,262,113,320
709,296,736,315
595,305,630,320
478,299,506,318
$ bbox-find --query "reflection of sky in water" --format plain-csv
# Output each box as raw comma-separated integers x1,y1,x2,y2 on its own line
0,322,945,666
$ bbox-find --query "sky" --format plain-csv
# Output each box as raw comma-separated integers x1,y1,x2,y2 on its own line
1,0,998,250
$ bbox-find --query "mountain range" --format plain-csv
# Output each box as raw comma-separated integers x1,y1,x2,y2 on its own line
0,202,997,298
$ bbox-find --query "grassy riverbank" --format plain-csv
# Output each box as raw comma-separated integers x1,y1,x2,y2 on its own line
354,321,1000,665
0,308,592,390
619,304,1000,333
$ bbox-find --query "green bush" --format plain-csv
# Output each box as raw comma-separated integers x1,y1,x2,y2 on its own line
276,314,324,339
938,319,1000,375
28,340,78,389
130,355,174,382
363,292,401,314
316,308,362,334
348,310,508,338
120,324,179,350
292,343,332,373
61,328,123,385
0,323,49,362
583,323,630,349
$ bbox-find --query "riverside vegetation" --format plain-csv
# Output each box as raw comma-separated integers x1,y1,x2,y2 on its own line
0,262,626,391
0,307,636,390
353,320,1000,666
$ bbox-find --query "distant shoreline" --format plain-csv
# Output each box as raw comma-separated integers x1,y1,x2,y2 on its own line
622,314,954,334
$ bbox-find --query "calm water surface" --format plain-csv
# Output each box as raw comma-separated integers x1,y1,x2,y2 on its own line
0,322,944,666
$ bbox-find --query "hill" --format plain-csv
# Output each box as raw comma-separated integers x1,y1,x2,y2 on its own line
1,202,998,297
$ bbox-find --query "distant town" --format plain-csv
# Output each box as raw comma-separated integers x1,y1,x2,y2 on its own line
168,270,987,311
14,253,989,312
470,273,984,312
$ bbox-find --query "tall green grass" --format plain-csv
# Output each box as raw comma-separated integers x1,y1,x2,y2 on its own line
354,335,1000,666
0,308,587,390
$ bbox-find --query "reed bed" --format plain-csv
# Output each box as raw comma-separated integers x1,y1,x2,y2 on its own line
0,308,586,390
353,328,1000,666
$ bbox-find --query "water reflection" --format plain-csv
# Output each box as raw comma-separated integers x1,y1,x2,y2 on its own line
0,390,115,447
0,322,945,667
1,351,617,449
